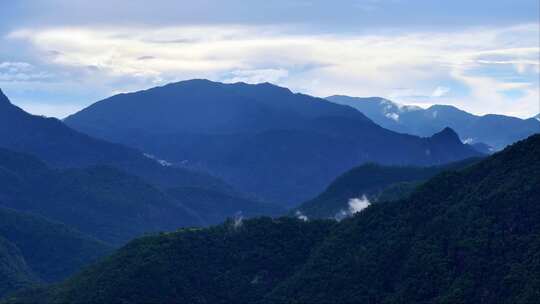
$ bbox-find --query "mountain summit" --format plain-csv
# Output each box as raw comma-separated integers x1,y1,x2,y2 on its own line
65,80,481,206
326,95,540,150
430,127,461,143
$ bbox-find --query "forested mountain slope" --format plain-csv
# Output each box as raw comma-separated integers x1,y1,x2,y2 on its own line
8,134,539,304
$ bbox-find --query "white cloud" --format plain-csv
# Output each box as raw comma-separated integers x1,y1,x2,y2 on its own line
6,23,540,118
431,86,450,97
348,196,371,214
295,210,309,221
335,195,371,220
224,68,289,84
0,61,53,82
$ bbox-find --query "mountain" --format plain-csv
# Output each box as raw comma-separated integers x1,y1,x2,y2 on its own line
0,90,282,228
0,147,282,245
0,148,206,245
0,206,112,298
266,134,540,303
166,187,284,226
0,88,232,193
64,80,480,206
327,95,540,151
293,157,480,219
9,134,539,304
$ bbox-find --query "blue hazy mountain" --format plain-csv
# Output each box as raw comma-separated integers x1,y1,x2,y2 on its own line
0,90,282,237
0,88,232,193
0,148,202,245
0,146,283,245
326,95,540,151
8,134,539,304
64,80,480,206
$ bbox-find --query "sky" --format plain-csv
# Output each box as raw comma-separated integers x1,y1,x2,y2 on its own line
1,0,539,119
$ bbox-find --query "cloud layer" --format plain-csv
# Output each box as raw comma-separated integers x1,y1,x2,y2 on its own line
2,22,539,118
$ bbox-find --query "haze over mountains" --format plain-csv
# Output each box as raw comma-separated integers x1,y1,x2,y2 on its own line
327,95,540,151
0,88,283,239
65,79,481,206
7,134,539,304
0,79,538,302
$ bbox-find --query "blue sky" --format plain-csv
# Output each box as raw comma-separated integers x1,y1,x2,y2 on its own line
1,0,539,118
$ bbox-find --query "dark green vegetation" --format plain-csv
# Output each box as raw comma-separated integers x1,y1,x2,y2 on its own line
0,207,112,298
294,157,481,219
0,89,283,298
64,80,480,206
327,95,540,151
266,134,540,304
6,218,334,304
8,134,539,303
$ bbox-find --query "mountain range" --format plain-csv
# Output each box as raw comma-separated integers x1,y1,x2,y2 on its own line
0,89,282,227
327,95,540,151
64,79,481,206
6,134,538,304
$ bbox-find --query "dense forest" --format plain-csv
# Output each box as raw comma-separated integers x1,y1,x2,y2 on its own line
6,134,538,303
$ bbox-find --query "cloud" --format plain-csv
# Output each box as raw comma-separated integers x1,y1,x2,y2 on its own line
431,86,451,97
335,195,371,220
5,23,540,118
295,210,309,221
137,55,156,61
224,68,289,84
0,61,53,82
348,196,371,214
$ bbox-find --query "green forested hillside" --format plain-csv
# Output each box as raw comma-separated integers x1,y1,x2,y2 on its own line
6,135,539,304
8,218,333,303
267,134,540,303
294,158,480,219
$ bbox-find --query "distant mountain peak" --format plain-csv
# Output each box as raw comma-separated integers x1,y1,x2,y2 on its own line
430,127,461,143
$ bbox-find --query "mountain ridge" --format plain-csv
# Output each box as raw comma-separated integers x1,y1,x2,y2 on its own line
6,134,539,303
64,80,481,206
326,95,540,150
